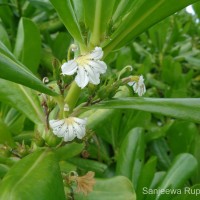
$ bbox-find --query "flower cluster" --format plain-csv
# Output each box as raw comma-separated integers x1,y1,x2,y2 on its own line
49,46,146,142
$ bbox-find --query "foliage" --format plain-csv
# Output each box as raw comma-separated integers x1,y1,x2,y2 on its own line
0,0,200,199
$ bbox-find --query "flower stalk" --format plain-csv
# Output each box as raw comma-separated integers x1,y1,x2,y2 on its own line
64,81,81,115
89,0,102,48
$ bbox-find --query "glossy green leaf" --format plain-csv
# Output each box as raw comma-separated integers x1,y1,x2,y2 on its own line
93,98,200,123
85,109,121,147
0,164,9,178
192,134,200,183
0,150,66,200
112,0,136,24
49,0,84,45
83,0,116,46
136,156,157,200
167,121,198,155
103,0,200,54
0,23,11,50
14,17,41,74
173,184,200,200
116,128,145,189
75,176,136,200
117,110,151,145
151,138,172,170
68,157,107,176
3,108,25,135
0,0,15,30
0,79,45,125
156,153,198,200
71,0,84,22
0,42,57,96
55,143,85,161
0,119,15,146
149,171,166,189
52,32,71,60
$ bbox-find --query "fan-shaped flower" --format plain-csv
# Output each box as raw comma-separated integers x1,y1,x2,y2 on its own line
69,171,95,195
49,117,87,142
128,75,146,96
61,47,107,89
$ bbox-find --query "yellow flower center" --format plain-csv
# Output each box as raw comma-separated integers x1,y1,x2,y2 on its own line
130,76,139,82
65,117,75,125
76,55,90,66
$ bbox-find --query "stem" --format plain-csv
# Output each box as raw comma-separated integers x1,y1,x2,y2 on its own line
64,81,81,115
67,47,72,61
53,96,65,118
89,0,102,48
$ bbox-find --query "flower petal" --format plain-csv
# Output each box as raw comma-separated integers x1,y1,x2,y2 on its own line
88,60,107,74
49,119,65,134
67,125,76,141
73,122,85,139
56,123,68,137
84,64,100,85
73,117,87,125
132,75,146,96
128,81,134,86
75,67,89,89
89,47,103,60
61,60,78,75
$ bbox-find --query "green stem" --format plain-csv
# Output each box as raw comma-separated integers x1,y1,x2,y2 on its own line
89,0,102,48
64,81,81,116
53,96,65,118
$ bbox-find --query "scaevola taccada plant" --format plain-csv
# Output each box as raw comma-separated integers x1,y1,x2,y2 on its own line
47,1,150,143
49,45,146,142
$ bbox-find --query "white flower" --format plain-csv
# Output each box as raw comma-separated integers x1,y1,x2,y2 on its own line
61,47,107,89
49,117,87,142
128,75,146,96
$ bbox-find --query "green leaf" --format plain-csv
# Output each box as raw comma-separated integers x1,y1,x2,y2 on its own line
116,128,145,189
0,79,45,125
156,153,198,200
136,156,157,200
151,138,172,170
0,1,15,30
0,23,11,50
55,143,85,161
49,0,85,45
166,121,199,155
0,119,15,146
71,0,84,22
0,164,9,178
14,17,41,74
52,32,71,60
173,184,200,200
74,176,136,200
103,0,200,54
0,42,57,96
93,98,200,123
3,108,25,135
86,109,122,147
68,157,107,176
83,0,116,46
0,150,66,200
149,171,166,189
